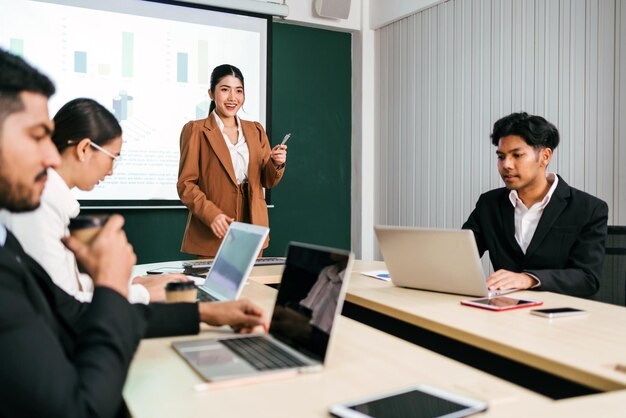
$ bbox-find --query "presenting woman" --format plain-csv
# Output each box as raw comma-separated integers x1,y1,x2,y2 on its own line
177,64,287,257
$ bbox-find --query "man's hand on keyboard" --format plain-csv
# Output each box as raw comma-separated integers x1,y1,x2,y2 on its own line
199,299,268,334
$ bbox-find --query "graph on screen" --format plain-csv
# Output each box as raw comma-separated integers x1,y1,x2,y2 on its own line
0,0,268,204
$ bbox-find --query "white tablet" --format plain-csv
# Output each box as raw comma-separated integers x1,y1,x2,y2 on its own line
329,384,487,418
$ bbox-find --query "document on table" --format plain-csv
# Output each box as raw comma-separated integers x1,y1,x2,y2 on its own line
361,270,391,281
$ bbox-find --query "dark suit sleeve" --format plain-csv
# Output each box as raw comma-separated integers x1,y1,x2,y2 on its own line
31,256,200,339
526,200,608,297
0,277,146,418
462,196,488,257
140,302,200,338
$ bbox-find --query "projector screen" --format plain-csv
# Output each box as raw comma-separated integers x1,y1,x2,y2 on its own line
0,0,269,207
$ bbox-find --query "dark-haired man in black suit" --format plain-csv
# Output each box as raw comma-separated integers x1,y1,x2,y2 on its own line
0,48,266,417
463,112,608,297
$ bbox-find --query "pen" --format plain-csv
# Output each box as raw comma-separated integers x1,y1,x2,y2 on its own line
280,133,291,146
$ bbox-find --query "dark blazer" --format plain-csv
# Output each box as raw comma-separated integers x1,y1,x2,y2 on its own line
0,231,199,417
462,176,608,297
177,115,285,256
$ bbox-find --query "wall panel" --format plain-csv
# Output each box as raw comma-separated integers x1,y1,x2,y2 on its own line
618,0,626,221
376,0,625,242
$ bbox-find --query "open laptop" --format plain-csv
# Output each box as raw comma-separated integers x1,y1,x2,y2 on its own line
374,226,517,297
195,222,269,302
173,242,354,385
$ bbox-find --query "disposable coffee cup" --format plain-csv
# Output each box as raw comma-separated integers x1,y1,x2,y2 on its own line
68,215,109,245
165,281,197,303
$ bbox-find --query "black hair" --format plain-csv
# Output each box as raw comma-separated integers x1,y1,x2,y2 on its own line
52,98,122,153
490,112,560,150
208,64,245,115
0,48,55,129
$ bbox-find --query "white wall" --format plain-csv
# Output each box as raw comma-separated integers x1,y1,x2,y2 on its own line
370,0,443,29
351,0,376,259
280,0,361,31
271,0,377,259
374,0,625,259
239,0,626,260
617,0,626,223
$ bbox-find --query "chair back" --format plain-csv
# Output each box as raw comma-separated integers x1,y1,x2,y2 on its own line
592,226,626,306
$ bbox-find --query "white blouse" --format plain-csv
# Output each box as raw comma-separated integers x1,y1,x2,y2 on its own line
212,111,249,184
0,168,150,304
508,172,559,253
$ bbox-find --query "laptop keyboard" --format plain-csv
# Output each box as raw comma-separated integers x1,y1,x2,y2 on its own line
220,336,307,371
197,290,218,302
183,257,286,269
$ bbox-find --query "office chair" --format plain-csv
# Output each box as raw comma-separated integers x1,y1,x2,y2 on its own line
591,226,626,306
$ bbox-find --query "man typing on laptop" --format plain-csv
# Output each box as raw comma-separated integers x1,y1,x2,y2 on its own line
462,112,608,297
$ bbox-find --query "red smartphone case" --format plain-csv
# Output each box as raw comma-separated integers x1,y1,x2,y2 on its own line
460,297,543,311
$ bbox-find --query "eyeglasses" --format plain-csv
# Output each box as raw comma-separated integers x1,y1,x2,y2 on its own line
88,142,121,170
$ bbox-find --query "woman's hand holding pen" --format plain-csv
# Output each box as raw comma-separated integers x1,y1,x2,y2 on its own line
270,144,287,166
210,213,234,238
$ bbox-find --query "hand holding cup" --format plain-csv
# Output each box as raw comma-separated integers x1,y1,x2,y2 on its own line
63,214,135,298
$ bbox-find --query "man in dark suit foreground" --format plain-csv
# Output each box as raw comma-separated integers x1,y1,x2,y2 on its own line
463,112,608,297
0,49,266,417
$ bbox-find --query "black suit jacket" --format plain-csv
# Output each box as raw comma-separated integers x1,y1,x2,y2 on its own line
0,231,199,417
462,176,608,297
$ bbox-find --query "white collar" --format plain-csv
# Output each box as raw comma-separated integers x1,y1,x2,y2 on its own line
48,168,80,219
212,111,241,133
0,222,6,246
509,172,558,209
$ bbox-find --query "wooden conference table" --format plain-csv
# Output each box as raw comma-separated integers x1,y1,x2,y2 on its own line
162,259,626,393
123,277,549,417
344,261,626,394
128,260,626,416
133,259,283,285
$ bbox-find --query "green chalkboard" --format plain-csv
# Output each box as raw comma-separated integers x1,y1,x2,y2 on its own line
265,23,352,256
101,22,352,264
115,209,195,263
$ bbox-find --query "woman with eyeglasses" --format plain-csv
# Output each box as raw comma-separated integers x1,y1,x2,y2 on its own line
0,98,185,303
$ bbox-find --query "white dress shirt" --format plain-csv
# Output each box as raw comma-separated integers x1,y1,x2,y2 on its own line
0,169,150,304
0,222,6,246
213,111,249,184
508,172,559,253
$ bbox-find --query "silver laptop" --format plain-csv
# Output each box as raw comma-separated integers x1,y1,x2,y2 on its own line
196,222,269,302
374,226,517,297
173,242,354,384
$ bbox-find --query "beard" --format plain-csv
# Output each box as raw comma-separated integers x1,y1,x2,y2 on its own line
0,168,43,213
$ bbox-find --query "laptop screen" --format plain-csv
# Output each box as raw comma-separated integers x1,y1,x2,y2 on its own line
200,223,268,300
268,243,351,363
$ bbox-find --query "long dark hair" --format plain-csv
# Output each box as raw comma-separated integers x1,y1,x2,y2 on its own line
52,98,121,153
208,64,245,115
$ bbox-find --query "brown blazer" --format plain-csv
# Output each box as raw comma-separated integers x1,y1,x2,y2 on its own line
177,115,285,256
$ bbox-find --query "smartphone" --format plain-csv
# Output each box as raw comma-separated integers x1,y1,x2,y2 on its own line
460,296,543,311
329,384,487,418
530,307,587,318
280,133,291,145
